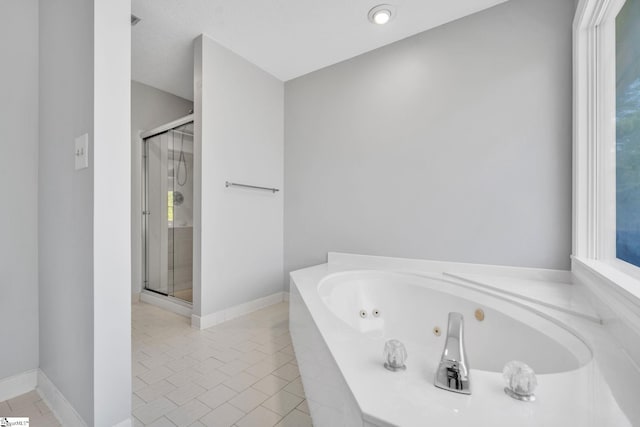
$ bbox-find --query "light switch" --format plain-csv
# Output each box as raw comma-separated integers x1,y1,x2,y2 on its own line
75,133,89,170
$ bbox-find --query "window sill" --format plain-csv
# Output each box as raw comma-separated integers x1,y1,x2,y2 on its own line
572,256,640,318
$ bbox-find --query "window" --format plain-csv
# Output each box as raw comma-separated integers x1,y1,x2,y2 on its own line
616,0,640,268
574,0,640,298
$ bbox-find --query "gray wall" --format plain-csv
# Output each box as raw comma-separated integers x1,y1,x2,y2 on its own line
131,80,193,134
194,35,284,319
284,0,575,282
39,0,95,421
0,0,39,381
131,80,193,295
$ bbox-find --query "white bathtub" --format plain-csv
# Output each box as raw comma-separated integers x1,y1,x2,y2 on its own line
289,255,632,427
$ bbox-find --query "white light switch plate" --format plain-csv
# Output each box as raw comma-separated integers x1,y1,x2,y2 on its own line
75,133,89,170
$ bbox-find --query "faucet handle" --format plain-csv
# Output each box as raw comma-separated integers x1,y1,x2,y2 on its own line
383,339,407,371
503,361,537,401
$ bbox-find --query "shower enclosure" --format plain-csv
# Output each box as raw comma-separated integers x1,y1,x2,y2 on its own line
142,116,194,303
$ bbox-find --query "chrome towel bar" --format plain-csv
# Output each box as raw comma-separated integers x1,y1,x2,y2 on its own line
225,181,279,193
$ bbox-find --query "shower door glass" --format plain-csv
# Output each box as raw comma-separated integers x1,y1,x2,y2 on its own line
168,124,194,303
143,122,194,303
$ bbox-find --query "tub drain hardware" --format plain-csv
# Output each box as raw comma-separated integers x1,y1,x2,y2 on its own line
359,309,368,318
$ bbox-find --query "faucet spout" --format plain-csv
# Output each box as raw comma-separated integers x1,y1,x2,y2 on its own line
434,312,470,394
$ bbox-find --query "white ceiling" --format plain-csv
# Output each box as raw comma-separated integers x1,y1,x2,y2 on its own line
131,0,509,101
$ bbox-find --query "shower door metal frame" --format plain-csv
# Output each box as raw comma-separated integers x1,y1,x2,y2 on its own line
142,136,150,293
141,114,194,298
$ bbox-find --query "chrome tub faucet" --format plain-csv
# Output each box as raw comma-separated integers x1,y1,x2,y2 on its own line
434,312,471,394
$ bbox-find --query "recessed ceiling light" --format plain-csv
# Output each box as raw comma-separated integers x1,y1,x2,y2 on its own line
368,4,395,25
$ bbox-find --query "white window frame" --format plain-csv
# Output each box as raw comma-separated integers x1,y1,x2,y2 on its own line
573,0,640,304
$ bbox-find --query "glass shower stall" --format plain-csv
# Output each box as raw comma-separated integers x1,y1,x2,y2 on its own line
142,117,194,303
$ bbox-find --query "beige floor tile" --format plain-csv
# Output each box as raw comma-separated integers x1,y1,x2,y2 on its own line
223,372,259,392
166,399,211,426
251,375,289,396
165,356,198,372
255,341,288,355
274,409,312,427
141,353,174,370
261,390,303,416
296,399,310,415
194,357,225,374
7,390,40,407
133,394,146,410
279,345,295,356
197,385,237,409
138,365,174,385
248,333,273,345
283,378,305,398
0,394,57,424
166,369,200,388
218,360,251,376
190,348,220,362
199,403,244,427
166,382,207,406
133,397,178,425
272,364,299,382
227,388,269,413
261,353,293,370
209,349,244,363
193,370,230,390
133,376,148,392
136,379,177,402
244,361,276,379
235,406,282,427
165,346,194,360
132,301,307,427
237,350,269,365
141,343,174,356
272,335,292,347
6,391,41,413
231,340,260,353
146,416,176,427
26,412,62,427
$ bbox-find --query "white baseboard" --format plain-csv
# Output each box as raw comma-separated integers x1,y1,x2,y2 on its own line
37,369,87,427
192,292,286,330
0,369,37,402
140,290,192,317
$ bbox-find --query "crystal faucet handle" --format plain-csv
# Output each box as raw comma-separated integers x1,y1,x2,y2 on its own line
503,361,537,401
383,339,407,371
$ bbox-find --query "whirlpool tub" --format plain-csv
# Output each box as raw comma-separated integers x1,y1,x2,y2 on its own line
289,254,632,427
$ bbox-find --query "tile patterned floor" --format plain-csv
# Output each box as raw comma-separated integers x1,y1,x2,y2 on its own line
132,301,312,427
0,390,60,426
1,301,311,427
